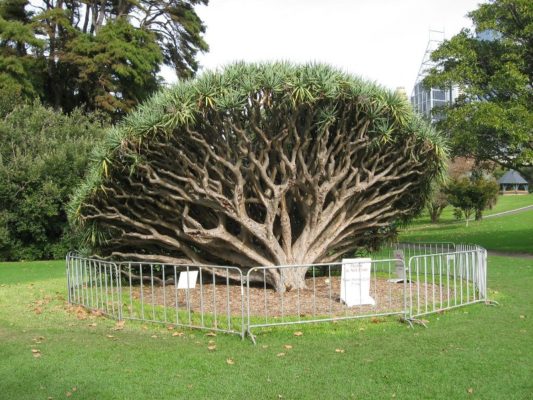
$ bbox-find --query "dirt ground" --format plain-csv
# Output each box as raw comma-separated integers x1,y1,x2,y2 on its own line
128,275,446,319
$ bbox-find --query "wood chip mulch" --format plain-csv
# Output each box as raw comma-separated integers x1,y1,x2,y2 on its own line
127,276,447,319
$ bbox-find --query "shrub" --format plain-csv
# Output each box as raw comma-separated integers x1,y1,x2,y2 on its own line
0,102,105,260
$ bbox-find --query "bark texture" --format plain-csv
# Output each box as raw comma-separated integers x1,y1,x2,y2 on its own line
71,63,446,291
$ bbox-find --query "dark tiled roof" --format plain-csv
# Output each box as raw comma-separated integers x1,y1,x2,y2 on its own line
498,170,528,184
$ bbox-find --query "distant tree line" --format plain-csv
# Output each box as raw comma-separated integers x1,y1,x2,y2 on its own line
0,0,209,261
0,0,208,119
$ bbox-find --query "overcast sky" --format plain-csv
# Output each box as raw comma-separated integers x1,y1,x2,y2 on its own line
165,0,483,96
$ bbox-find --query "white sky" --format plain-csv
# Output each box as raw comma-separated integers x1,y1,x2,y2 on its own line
164,0,483,96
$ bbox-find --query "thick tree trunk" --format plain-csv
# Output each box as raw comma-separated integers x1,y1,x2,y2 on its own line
275,267,309,292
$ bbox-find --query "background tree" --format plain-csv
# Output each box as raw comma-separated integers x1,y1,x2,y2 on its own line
0,102,104,261
70,63,447,292
0,0,44,100
446,176,499,226
426,183,448,223
0,0,208,118
424,0,532,170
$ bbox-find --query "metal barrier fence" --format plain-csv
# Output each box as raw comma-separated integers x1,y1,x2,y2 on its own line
245,259,407,341
66,243,489,342
407,247,487,319
66,254,245,337
67,256,122,320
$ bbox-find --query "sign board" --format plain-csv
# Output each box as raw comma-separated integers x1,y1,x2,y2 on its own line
177,271,198,289
394,249,405,279
340,258,375,306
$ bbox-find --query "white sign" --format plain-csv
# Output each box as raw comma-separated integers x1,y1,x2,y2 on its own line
177,271,199,289
341,258,375,306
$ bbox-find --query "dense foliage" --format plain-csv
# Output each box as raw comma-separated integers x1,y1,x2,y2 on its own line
0,0,208,119
446,176,499,226
70,62,447,291
0,102,104,260
424,0,532,170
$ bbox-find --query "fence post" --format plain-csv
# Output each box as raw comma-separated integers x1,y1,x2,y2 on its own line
402,259,409,321
115,263,123,321
66,252,71,304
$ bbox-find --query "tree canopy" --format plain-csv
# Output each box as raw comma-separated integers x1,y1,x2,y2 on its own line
446,176,499,226
70,63,447,291
0,0,208,118
424,0,532,170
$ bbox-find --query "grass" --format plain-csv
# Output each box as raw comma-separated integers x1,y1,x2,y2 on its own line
412,193,533,225
400,209,533,253
1,257,532,399
1,204,532,399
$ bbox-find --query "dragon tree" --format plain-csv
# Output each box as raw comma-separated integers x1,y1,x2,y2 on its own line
70,62,447,292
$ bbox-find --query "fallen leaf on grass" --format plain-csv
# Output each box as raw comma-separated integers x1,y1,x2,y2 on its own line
293,331,303,337
207,345,216,351
277,352,286,357
106,335,115,339
284,345,293,350
31,349,41,358
467,388,474,394
112,321,125,330
167,325,174,331
519,315,525,319
88,323,97,328
72,387,77,392
32,336,45,343
205,332,217,337
172,332,184,337
34,307,43,315
226,358,235,365
261,345,269,349
335,348,345,353
66,392,72,397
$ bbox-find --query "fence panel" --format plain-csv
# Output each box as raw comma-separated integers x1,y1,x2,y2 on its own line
245,259,406,339
116,262,245,337
406,247,487,319
66,254,245,337
66,254,122,319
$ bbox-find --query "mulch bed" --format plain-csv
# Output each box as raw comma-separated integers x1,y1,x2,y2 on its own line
128,276,446,319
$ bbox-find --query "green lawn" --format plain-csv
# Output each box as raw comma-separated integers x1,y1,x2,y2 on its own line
1,207,533,399
0,258,532,398
400,209,533,253
413,193,533,225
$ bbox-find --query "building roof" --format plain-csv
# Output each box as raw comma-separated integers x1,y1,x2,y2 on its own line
498,170,528,185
